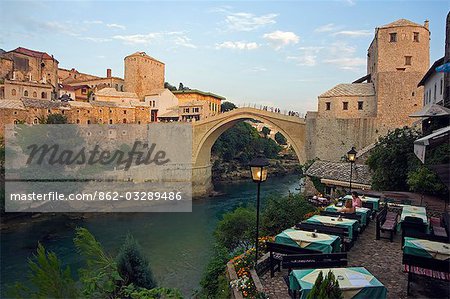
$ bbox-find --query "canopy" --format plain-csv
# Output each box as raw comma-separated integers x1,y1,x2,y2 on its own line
436,62,450,73
409,104,450,118
414,126,450,163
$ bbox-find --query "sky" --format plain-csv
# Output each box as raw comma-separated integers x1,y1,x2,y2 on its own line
1,1,448,113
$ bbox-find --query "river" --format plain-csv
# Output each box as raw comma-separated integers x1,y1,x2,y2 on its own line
0,174,300,297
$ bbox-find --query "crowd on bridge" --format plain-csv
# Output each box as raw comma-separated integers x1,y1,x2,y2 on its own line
235,103,304,118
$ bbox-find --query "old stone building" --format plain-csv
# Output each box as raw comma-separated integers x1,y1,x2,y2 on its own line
124,52,165,100
0,47,59,101
173,89,223,116
59,68,125,92
306,19,431,161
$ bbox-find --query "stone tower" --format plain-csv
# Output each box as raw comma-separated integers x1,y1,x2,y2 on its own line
124,52,165,100
367,19,430,134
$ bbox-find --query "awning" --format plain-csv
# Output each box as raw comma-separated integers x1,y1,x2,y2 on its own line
436,62,450,73
414,126,450,163
409,104,450,118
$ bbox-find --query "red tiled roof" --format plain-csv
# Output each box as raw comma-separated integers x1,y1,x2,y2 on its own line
10,47,57,62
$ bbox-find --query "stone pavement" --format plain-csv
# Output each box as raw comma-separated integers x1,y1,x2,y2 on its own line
260,220,449,299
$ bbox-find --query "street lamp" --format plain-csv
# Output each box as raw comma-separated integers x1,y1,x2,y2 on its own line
347,147,357,192
249,155,269,265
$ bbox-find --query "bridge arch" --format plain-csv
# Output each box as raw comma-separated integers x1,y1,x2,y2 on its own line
191,108,307,196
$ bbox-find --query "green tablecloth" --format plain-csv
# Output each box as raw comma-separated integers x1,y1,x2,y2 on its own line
275,228,341,253
343,195,380,211
325,205,370,226
289,267,387,299
400,205,428,224
403,237,450,260
304,215,358,240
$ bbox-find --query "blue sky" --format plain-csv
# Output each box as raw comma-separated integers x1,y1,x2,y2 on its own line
1,1,448,112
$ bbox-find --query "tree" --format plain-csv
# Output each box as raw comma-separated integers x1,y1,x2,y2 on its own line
10,243,78,299
366,127,421,191
407,165,448,196
261,126,271,138
116,234,156,289
307,270,343,299
275,132,287,145
46,113,68,124
199,245,231,298
261,193,316,236
214,206,256,251
221,101,237,112
164,82,177,91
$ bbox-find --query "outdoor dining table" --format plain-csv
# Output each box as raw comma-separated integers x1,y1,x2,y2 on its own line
303,215,358,240
289,267,387,299
400,205,428,224
275,228,341,253
343,195,380,211
324,204,371,226
403,237,450,260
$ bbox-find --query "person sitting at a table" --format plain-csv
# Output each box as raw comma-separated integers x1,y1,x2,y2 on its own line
352,191,362,208
341,199,355,213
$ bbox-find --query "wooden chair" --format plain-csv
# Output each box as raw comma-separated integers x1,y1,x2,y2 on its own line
401,216,428,246
295,222,353,251
376,207,398,242
266,242,320,278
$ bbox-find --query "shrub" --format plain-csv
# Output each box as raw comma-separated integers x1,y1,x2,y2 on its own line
261,193,316,235
116,234,157,289
307,270,343,299
215,206,256,251
199,245,231,298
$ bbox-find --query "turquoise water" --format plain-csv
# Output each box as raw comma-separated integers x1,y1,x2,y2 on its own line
0,175,300,297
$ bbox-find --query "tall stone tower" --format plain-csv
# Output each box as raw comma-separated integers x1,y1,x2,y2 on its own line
124,52,165,100
367,19,430,134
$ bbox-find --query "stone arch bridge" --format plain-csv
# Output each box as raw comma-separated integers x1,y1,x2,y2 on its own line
191,107,307,196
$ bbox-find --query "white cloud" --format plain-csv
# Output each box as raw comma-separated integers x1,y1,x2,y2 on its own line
263,31,299,50
215,41,259,50
225,12,278,31
323,41,365,70
37,21,79,36
287,47,323,66
333,30,372,37
79,37,112,43
113,31,197,48
314,23,339,33
83,20,103,25
113,33,161,44
106,23,126,30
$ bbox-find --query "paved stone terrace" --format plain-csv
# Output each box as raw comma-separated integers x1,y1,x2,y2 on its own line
260,220,449,299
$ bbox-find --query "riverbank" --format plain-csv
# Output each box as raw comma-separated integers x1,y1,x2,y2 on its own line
212,158,300,182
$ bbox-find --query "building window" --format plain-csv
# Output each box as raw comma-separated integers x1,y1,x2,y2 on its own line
441,78,444,95
14,111,17,115
405,56,412,66
124,110,127,114
193,107,199,113
343,102,348,110
413,32,419,42
76,119,80,124
33,118,38,124
14,120,19,124
47,109,51,113
389,32,397,42
62,110,65,115
87,120,91,124
358,101,364,110
137,120,141,124
99,118,102,123
33,91,37,97
184,108,189,113
434,83,437,100
325,102,331,110
41,92,47,99
24,90,28,96
11,89,16,96
109,119,113,124
123,118,127,124
81,88,87,94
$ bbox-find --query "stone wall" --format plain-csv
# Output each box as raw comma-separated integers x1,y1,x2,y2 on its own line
318,95,377,118
0,57,13,79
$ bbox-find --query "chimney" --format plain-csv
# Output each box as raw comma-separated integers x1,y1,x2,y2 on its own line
424,20,429,30
107,68,112,78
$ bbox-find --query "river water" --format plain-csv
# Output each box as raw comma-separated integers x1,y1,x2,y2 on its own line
0,174,300,297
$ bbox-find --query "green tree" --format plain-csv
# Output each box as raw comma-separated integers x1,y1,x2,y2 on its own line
307,270,343,299
199,245,231,298
261,193,316,236
164,82,177,91
46,113,68,124
407,165,448,196
214,206,256,251
220,101,237,112
366,127,421,191
9,243,78,299
116,234,157,289
261,126,271,138
275,132,287,145
74,227,123,298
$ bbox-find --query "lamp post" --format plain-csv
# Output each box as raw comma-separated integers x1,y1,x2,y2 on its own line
249,155,269,266
347,147,357,192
